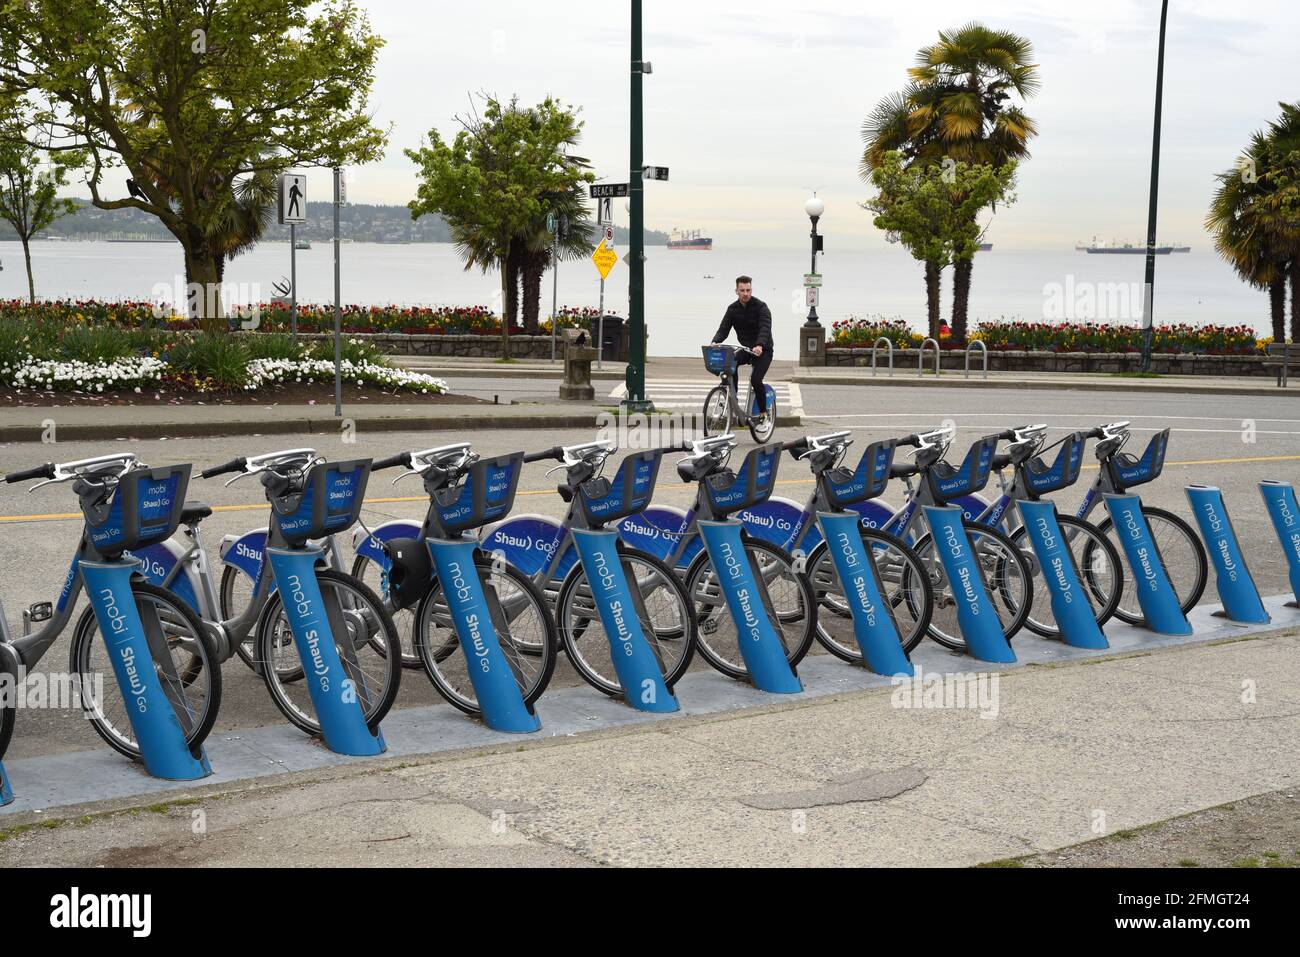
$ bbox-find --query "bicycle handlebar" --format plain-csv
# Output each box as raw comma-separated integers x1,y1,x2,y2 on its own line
372,452,412,472
5,463,55,484
523,446,564,464
200,458,248,480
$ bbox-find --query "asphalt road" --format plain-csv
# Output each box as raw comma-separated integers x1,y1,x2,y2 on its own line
1,380,1297,761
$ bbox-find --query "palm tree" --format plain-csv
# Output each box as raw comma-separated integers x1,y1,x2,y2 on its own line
1207,105,1300,342
862,23,1039,342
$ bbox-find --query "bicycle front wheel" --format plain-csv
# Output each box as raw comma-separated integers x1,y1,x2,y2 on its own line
70,581,222,760
1009,514,1123,638
908,519,1032,651
807,527,933,661
415,559,557,716
703,384,731,436
685,538,815,680
255,570,401,737
557,546,696,697
1093,505,1208,626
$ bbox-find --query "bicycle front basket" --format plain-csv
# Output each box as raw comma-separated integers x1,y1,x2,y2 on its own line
823,439,897,509
84,464,192,555
434,451,525,536
702,344,737,376
1024,432,1087,496
578,449,663,526
272,459,371,545
704,443,781,516
1106,428,1169,492
926,435,998,502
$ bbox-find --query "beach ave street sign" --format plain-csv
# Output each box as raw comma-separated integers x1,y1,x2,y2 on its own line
590,183,629,198
592,241,618,280
278,173,307,225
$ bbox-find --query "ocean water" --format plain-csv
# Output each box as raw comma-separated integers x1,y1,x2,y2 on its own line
0,240,1270,357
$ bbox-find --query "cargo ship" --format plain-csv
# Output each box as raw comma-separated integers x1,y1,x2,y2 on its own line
1076,236,1190,254
667,228,712,250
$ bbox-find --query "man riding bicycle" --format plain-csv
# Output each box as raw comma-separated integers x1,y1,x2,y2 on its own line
712,275,773,419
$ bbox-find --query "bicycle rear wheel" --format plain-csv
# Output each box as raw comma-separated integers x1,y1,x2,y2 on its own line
557,546,696,697
255,570,401,736
685,538,815,680
415,559,557,716
71,582,222,760
0,649,15,761
1009,514,1123,638
1093,506,1208,626
807,527,933,661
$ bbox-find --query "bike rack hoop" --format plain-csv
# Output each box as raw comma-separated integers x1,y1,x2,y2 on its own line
871,337,894,377
965,340,988,379
918,338,940,378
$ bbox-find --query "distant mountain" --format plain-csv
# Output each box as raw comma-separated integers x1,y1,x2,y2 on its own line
3,199,669,245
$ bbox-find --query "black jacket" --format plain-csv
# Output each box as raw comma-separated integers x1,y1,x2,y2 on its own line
713,297,773,352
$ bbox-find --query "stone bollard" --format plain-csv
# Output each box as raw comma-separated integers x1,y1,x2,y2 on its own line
560,328,597,400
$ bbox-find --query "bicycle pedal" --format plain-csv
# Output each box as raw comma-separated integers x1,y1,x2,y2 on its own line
27,602,53,623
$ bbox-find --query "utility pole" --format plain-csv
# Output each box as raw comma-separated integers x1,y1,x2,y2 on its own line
1140,0,1169,373
624,0,653,413
333,167,343,417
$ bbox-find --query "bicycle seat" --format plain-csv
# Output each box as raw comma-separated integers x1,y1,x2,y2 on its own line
181,501,213,525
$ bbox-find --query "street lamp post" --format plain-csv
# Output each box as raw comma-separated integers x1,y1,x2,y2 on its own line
805,194,825,326
623,0,653,413
1140,0,1170,373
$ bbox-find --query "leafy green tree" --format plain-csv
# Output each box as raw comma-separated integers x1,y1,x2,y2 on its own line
0,99,80,302
1207,102,1300,341
864,151,1016,339
0,0,387,328
407,96,594,347
862,23,1039,342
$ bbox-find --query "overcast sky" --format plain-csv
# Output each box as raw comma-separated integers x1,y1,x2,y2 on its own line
92,1,1300,251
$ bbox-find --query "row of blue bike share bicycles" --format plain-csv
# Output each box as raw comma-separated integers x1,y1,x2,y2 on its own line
0,360,1212,787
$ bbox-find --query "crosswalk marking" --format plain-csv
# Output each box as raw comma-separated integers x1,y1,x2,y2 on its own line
609,379,803,417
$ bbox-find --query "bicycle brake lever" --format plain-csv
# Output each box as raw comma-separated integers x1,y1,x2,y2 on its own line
391,470,422,486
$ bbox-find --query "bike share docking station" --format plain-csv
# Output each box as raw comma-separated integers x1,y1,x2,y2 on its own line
813,437,915,676
569,448,679,714
267,460,387,756
1185,486,1270,625
1260,481,1300,609
697,443,803,694
424,451,544,733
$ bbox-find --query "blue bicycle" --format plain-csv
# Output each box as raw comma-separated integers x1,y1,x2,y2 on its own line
483,440,698,697
0,453,220,762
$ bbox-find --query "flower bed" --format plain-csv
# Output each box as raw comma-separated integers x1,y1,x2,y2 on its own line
246,358,446,394
1,356,167,392
829,315,1265,355
971,320,1261,355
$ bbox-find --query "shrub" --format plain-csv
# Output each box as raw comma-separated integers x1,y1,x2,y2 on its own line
167,333,252,389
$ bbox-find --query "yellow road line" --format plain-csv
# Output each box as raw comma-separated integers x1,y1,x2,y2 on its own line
1,452,1297,525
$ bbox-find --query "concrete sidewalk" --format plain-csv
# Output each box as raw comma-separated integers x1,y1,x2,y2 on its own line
3,623,1297,867
0,400,608,443
792,365,1295,396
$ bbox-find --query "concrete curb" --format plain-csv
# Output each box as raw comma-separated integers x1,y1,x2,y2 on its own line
790,373,1293,397
0,411,607,443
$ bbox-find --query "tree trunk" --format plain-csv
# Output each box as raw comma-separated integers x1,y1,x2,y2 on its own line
180,238,224,332
951,257,973,345
1291,257,1299,343
924,259,941,339
1270,273,1286,343
20,234,34,303
521,253,544,334
504,245,522,329
500,258,511,356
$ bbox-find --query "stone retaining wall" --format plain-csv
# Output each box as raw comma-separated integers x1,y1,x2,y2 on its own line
825,347,1276,377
